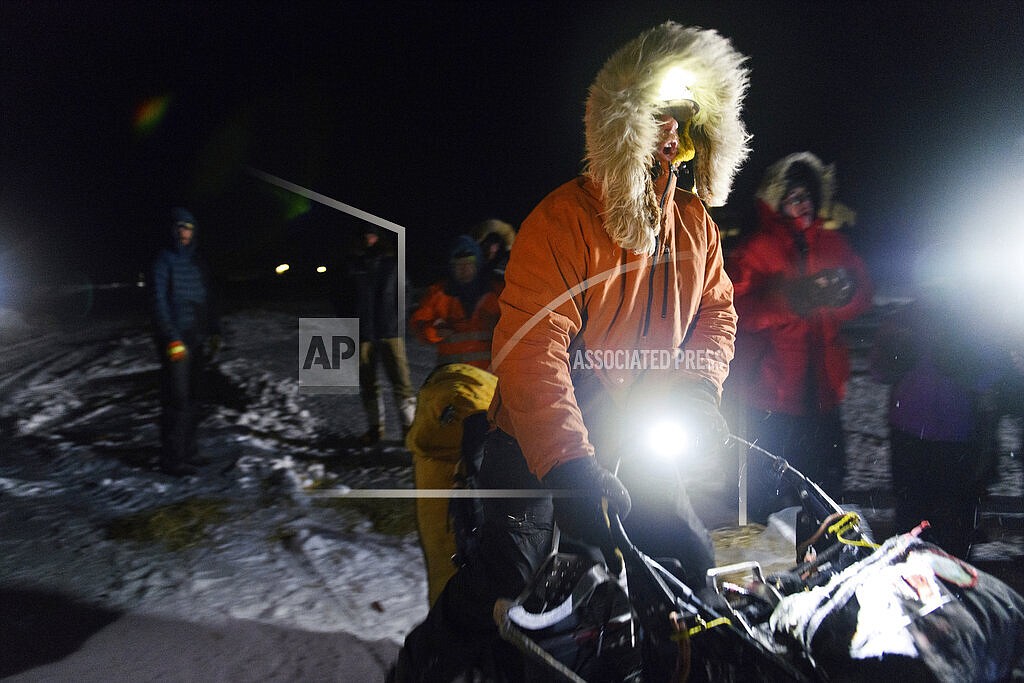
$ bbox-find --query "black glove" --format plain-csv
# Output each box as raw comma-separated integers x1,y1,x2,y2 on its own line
543,457,631,546
813,268,856,308
784,268,856,315
677,379,730,449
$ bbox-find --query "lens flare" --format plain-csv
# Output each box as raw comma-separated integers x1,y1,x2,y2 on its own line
133,95,172,136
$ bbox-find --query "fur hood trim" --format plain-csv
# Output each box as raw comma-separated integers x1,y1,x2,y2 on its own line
471,218,516,249
584,22,751,255
755,152,836,218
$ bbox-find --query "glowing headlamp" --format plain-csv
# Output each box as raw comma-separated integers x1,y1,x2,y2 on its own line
657,66,700,117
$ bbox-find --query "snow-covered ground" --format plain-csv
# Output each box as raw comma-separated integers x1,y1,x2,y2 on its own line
1,296,1021,681
1,299,436,679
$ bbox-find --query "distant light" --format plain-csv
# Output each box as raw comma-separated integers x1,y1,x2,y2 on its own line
275,263,290,275
962,237,1024,301
316,265,327,274
657,67,696,105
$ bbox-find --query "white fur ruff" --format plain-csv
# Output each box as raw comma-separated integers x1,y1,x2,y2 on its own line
584,22,751,255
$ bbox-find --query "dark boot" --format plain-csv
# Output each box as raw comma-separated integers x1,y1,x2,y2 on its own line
186,449,211,466
160,460,198,476
359,425,384,446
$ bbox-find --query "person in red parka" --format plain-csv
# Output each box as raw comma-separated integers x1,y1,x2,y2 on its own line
726,152,872,523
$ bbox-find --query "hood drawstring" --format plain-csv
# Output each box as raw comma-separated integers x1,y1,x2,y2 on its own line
644,167,677,336
658,166,676,209
643,234,659,338
661,241,670,321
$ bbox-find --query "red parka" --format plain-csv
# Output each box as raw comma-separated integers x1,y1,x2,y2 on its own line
726,202,872,415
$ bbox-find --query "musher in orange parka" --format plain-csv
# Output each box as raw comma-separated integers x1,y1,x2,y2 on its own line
392,22,751,681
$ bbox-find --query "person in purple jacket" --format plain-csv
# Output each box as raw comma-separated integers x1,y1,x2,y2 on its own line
871,284,1005,558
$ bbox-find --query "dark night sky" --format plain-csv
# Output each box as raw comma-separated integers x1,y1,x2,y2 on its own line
2,1,1023,292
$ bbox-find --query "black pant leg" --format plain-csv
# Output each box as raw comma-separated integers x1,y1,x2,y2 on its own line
891,429,977,558
398,430,553,679
158,334,203,465
615,455,715,587
743,409,802,523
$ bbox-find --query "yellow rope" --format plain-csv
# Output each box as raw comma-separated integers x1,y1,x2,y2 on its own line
828,512,880,549
680,616,732,639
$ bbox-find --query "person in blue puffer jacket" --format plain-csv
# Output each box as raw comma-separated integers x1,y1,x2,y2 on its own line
151,207,220,476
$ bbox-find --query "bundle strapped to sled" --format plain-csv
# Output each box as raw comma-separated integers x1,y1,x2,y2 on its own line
768,531,1024,680
487,439,1024,682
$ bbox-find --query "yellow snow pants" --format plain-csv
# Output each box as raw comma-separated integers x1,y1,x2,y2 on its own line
405,363,497,606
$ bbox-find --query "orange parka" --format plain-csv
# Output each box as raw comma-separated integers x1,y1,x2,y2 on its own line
489,177,736,480
410,281,500,369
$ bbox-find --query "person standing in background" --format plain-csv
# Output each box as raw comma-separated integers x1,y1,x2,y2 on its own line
151,207,220,476
333,226,416,446
408,235,500,371
470,218,516,285
404,362,497,607
405,234,502,605
871,285,1005,558
726,153,873,522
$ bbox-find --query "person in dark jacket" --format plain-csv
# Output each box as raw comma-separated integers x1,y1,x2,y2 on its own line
334,226,415,445
871,286,1005,558
151,207,220,476
726,153,873,522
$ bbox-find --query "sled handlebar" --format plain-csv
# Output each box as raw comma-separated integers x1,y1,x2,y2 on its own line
729,433,849,524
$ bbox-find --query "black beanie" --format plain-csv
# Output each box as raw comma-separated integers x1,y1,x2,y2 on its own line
171,207,197,228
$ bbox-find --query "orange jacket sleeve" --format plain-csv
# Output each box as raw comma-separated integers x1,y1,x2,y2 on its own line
679,206,737,398
490,199,594,479
409,283,449,345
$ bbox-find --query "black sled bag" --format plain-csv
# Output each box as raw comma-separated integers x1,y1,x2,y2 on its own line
770,534,1024,681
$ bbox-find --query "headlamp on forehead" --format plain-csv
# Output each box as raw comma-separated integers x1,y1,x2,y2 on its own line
656,66,700,120
653,66,700,167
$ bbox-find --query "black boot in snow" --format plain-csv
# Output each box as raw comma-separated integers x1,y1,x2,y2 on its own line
160,460,198,476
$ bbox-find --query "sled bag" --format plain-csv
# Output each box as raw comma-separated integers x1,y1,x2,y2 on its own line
770,534,1024,681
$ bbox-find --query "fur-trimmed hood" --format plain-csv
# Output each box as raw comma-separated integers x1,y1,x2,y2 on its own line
755,152,836,219
584,22,751,255
471,218,516,250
